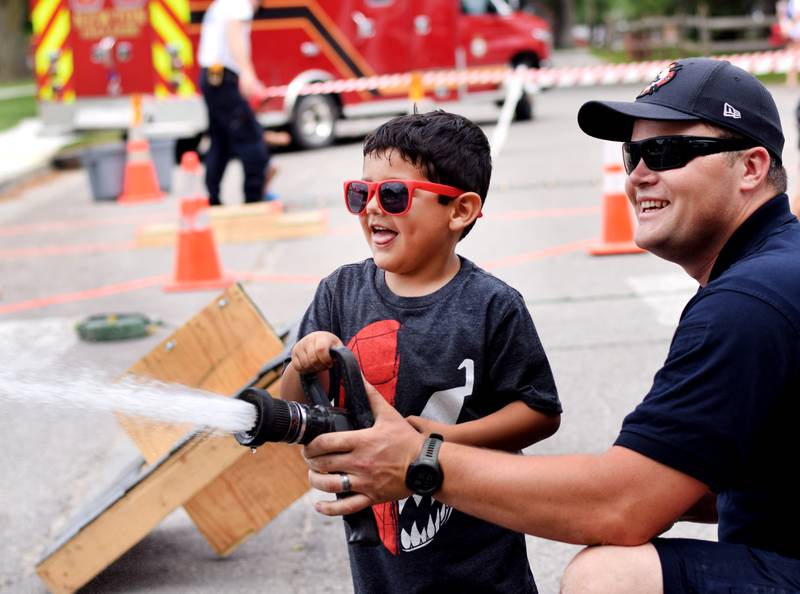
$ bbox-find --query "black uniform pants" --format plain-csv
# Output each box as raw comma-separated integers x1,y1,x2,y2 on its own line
200,68,269,205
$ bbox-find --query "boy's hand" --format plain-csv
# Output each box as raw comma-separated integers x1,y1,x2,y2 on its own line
291,331,343,374
406,415,448,437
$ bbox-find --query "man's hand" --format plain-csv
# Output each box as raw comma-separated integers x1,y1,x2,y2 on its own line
303,378,425,516
238,69,266,100
291,331,343,374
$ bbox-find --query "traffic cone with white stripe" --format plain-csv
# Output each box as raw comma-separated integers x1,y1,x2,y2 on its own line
164,168,234,291
587,141,644,256
118,138,165,204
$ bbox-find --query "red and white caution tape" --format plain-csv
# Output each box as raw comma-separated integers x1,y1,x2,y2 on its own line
253,48,800,101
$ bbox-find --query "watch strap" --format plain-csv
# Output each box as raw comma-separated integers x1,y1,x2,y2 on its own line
405,433,445,495
419,433,444,464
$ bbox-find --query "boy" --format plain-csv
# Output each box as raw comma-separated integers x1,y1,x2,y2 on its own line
282,111,561,593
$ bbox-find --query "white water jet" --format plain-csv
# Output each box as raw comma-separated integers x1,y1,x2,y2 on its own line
0,367,257,434
0,317,257,434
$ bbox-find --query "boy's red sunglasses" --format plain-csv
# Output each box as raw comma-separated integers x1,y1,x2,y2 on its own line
343,179,466,216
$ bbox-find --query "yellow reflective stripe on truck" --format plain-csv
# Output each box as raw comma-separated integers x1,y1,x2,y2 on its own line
31,0,60,32
162,0,190,24
33,3,74,102
150,0,196,97
151,42,195,96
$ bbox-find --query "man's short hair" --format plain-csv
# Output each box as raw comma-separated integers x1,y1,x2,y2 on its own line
715,126,788,194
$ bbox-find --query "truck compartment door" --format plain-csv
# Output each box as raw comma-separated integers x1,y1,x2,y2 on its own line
68,0,155,96
409,0,457,71
345,0,410,76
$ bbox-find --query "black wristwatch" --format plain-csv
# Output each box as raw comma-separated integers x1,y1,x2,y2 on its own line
405,433,444,495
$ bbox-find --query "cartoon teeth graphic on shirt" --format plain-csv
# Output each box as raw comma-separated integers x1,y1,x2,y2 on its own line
396,359,473,552
397,492,454,551
345,319,473,556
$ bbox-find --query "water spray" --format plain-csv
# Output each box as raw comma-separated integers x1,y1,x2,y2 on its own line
0,325,378,544
0,367,257,434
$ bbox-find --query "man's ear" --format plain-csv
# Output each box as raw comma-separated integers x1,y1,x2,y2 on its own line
739,146,771,192
449,192,483,233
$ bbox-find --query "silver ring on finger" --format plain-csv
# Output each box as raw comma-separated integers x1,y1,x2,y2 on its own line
340,473,351,493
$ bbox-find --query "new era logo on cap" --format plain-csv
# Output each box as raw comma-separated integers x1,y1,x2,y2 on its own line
723,103,742,119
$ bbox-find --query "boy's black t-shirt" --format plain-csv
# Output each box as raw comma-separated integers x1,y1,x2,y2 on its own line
299,257,560,594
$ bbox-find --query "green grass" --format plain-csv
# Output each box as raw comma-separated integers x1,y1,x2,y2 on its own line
588,45,748,64
0,80,124,151
61,130,125,151
590,46,692,64
754,72,788,85
588,47,789,85
0,79,34,89
0,94,37,131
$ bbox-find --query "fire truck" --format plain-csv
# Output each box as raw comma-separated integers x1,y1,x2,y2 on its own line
30,0,551,151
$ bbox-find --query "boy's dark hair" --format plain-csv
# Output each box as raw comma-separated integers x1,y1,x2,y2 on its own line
362,110,491,239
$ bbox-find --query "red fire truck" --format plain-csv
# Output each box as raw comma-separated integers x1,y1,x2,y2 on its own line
30,0,551,150
30,0,202,142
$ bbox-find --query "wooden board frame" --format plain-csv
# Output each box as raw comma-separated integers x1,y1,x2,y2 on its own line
135,204,328,247
36,285,309,593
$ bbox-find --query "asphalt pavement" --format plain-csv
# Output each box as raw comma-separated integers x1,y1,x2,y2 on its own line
1,61,798,593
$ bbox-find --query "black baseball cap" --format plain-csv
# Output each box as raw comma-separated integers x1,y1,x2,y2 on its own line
577,58,784,161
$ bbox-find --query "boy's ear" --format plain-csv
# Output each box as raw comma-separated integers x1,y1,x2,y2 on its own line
449,192,483,233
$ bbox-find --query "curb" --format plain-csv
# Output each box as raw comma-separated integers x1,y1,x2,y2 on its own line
0,119,76,196
0,161,56,196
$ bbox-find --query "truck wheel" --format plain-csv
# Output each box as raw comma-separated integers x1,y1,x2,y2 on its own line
511,54,539,122
514,94,534,121
290,94,338,149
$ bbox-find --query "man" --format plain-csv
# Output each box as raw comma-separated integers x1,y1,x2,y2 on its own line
197,0,272,205
302,58,800,593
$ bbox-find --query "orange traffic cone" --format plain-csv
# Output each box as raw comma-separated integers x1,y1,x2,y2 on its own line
176,150,204,198
118,138,165,204
587,142,645,256
164,193,234,292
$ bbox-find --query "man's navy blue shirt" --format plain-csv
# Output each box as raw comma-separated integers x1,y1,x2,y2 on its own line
616,194,800,560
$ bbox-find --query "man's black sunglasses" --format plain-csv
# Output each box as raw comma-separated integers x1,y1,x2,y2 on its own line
621,135,759,175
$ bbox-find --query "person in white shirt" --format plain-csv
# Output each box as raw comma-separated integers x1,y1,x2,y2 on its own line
197,0,272,205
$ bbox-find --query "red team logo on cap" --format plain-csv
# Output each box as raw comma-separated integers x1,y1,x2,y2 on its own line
637,62,682,98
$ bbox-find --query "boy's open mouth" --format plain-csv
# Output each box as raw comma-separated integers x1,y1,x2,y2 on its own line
371,224,398,245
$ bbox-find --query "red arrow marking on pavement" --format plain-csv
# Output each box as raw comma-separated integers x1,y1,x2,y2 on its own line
0,241,137,259
482,206,599,221
0,239,599,315
231,271,322,284
0,275,170,315
0,206,601,258
481,238,597,270
0,272,322,315
327,205,600,236
0,213,166,237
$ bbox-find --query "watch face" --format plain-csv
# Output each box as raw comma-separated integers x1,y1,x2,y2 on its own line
409,465,439,493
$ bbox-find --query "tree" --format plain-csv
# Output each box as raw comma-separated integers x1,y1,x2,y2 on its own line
576,0,774,21
527,0,576,48
0,0,31,80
